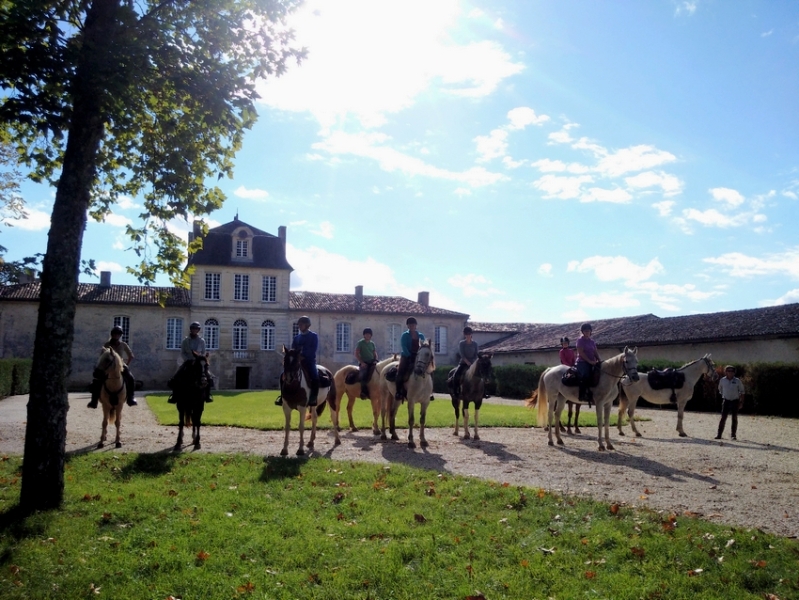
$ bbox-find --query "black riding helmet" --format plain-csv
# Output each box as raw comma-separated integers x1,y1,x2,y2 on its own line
110,325,124,335
406,317,417,325
580,323,593,332
297,316,311,326
363,327,373,335
463,326,473,335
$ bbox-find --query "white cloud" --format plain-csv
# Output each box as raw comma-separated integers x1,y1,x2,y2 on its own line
116,195,140,210
652,200,675,216
566,290,641,309
257,0,524,128
506,107,550,130
11,207,51,231
674,1,698,17
538,263,553,277
448,273,503,297
703,248,799,279
782,191,798,200
533,174,593,199
595,145,677,178
567,255,664,283
234,186,269,200
682,208,751,228
580,187,633,204
96,261,124,273
104,213,133,228
314,131,507,187
709,187,745,207
288,244,402,294
474,128,508,162
502,156,526,169
453,187,472,197
769,288,799,304
625,171,683,196
561,307,590,322
761,29,773,37
487,299,525,313
310,221,334,239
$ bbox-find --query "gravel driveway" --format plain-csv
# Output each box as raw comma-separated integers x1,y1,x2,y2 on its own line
1,393,797,539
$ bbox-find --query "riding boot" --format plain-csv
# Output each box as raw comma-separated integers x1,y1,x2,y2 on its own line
578,382,586,402
124,370,137,406
453,385,461,401
307,381,320,407
206,376,214,402
360,384,369,400
87,379,101,408
395,383,405,401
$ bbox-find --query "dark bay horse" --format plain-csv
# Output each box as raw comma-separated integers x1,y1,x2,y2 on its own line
447,352,492,440
169,355,211,451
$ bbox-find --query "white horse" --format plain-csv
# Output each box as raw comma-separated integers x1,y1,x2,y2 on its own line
331,355,398,435
527,347,639,451
279,345,338,456
379,340,436,448
95,347,126,449
618,354,718,438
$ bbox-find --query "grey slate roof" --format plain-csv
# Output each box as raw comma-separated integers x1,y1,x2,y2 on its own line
290,291,468,318
478,304,799,353
0,282,191,307
188,219,293,271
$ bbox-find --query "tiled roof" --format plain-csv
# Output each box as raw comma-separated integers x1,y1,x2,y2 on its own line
0,282,191,307
188,219,293,270
290,291,469,318
481,305,799,353
467,322,548,333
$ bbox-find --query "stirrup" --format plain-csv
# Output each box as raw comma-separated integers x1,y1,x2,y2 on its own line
274,395,283,406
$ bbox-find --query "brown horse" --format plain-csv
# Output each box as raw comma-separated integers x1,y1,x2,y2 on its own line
447,352,492,440
170,354,211,451
331,355,397,435
95,347,126,449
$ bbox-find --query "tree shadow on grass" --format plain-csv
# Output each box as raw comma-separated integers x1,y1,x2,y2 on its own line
260,456,306,482
118,453,178,478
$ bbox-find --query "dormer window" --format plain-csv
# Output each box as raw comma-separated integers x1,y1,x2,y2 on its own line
236,239,248,257
232,228,253,261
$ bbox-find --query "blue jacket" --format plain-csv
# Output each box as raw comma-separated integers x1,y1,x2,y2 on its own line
400,330,426,357
292,330,318,361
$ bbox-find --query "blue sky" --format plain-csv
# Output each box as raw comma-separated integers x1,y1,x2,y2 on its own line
5,0,799,323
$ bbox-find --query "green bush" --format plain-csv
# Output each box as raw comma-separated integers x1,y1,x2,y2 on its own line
745,362,799,417
493,364,547,399
432,365,455,394
11,359,33,395
0,361,13,397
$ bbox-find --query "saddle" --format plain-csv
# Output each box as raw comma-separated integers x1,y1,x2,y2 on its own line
647,368,685,391
300,364,332,388
344,362,376,385
561,364,601,388
385,365,408,383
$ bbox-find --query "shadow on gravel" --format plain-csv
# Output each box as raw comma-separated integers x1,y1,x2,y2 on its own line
379,438,449,474
260,456,306,482
647,436,799,454
465,438,524,463
559,446,719,485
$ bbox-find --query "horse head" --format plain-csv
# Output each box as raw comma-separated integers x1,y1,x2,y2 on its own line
414,340,435,376
96,347,123,379
701,354,719,382
281,344,302,385
623,346,640,381
475,352,493,382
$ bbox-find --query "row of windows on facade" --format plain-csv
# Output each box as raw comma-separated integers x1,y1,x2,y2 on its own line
112,316,450,354
204,273,277,302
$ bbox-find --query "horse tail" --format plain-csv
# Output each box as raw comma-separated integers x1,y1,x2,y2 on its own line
536,375,549,428
185,413,193,427
617,382,628,414
525,390,538,408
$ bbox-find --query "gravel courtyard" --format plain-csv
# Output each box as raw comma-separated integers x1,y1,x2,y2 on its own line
0,393,797,539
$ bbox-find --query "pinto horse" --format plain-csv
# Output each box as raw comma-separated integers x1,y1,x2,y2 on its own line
332,355,397,435
526,347,639,451
447,352,492,440
378,340,435,448
279,345,337,456
95,347,126,449
170,354,211,451
617,354,717,438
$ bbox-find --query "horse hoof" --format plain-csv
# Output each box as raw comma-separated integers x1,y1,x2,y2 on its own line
635,432,643,438
380,434,387,440
598,446,606,452
556,439,565,446
574,428,581,435
391,434,399,441
173,445,181,452
679,432,688,438
195,443,201,450
473,433,480,441
548,440,554,447
115,442,122,449
306,442,314,451
350,427,359,433
334,438,341,446
463,432,470,440
280,448,288,456
619,431,626,436
408,441,416,449
97,442,104,449
372,429,380,436
296,448,305,456
421,440,429,448
606,443,615,451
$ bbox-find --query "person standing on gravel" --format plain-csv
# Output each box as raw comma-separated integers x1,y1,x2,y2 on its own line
716,365,745,440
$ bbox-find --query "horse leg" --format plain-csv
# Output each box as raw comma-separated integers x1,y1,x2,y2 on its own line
329,398,342,447
628,398,642,437
98,405,108,449
193,408,202,450
617,394,628,436
307,407,317,452
346,391,358,432
407,399,416,449
676,400,688,437
452,397,461,436
603,401,614,451
174,407,184,451
379,394,390,440
472,408,480,441
547,399,556,446
390,398,400,441
553,399,565,446
565,402,573,435
280,404,292,456
114,406,122,449
573,403,581,435
462,406,471,440
419,401,429,448
297,406,306,456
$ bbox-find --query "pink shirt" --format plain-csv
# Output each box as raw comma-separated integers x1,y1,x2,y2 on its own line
559,347,576,367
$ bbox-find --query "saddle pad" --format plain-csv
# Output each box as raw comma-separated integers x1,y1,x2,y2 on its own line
561,368,580,387
647,369,685,391
345,371,360,385
385,365,398,382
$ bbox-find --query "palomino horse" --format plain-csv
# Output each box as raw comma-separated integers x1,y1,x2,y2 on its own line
170,355,211,451
332,355,397,435
618,354,717,438
527,347,639,450
378,340,435,448
447,352,492,440
279,345,337,456
95,347,126,449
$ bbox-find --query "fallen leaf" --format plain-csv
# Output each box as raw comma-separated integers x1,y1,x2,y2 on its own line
709,485,717,490
644,488,653,494
414,514,427,523
610,504,620,515
639,495,648,500
580,538,589,545
520,559,529,567
464,593,485,600
9,565,20,575
662,522,676,532
726,539,736,548
196,550,210,561
236,582,255,593
538,547,556,555
584,571,596,579
751,485,757,489
332,492,344,504
537,490,546,499
749,560,767,568
631,546,646,558
687,568,703,576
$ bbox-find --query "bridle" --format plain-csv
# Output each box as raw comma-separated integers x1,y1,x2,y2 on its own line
474,354,493,384
283,350,302,386
101,350,125,395
413,344,433,377
701,355,717,380
601,350,639,381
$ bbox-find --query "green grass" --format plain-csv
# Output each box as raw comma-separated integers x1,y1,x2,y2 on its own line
146,391,641,430
0,455,796,599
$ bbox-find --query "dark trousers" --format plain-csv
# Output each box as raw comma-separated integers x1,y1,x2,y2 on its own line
452,362,468,398
359,361,375,396
395,354,415,399
577,361,593,401
717,399,740,437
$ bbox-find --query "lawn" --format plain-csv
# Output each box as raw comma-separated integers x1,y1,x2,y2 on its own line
146,390,638,430
0,454,795,599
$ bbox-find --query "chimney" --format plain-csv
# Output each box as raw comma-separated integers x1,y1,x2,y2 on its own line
417,291,429,307
278,225,286,248
100,271,112,288
355,285,363,302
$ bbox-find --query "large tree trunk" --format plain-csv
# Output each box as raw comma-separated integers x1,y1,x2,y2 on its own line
20,0,119,511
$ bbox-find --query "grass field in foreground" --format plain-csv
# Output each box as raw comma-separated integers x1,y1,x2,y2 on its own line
0,454,795,600
146,390,642,430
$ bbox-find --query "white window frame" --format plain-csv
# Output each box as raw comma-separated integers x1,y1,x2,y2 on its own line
204,273,221,300
166,317,183,350
233,319,248,351
234,274,249,301
261,319,276,351
290,322,299,343
236,239,248,257
261,275,277,303
434,326,448,354
336,322,351,353
387,323,401,355
113,316,130,344
204,318,219,350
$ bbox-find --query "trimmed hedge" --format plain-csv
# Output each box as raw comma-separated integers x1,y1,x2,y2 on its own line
744,362,799,418
0,358,33,397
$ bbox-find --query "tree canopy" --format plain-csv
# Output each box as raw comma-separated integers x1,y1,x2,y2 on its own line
0,0,305,510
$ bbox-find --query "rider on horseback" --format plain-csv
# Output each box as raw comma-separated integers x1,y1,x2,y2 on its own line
395,317,425,401
451,326,478,401
292,316,320,406
576,323,601,402
176,321,212,402
355,327,378,399
87,325,137,409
